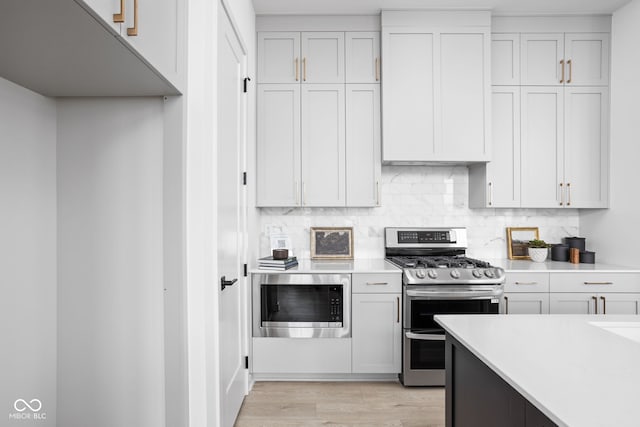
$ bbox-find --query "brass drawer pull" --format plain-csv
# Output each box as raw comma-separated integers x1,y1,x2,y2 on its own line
560,59,565,83
514,281,538,285
295,58,299,81
567,59,573,83
366,282,389,286
113,0,125,22
592,295,598,314
126,0,138,36
584,282,613,285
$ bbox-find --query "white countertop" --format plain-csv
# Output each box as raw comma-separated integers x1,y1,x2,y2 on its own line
435,314,640,427
488,259,640,273
250,258,401,274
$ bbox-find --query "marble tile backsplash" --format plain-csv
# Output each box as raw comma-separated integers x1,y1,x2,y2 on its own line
258,166,579,260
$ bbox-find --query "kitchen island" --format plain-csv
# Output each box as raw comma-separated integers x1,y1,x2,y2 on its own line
435,314,640,427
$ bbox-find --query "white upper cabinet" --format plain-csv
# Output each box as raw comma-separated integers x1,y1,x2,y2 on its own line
346,32,380,83
256,84,301,207
346,84,381,206
563,87,609,208
301,32,345,83
521,32,609,86
257,32,301,83
301,84,346,206
381,11,491,163
492,33,520,85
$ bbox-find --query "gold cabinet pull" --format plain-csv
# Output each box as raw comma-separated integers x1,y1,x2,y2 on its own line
504,296,509,314
559,183,564,206
376,181,380,205
375,57,380,81
113,0,125,22
488,182,493,206
397,296,400,323
515,282,538,285
295,58,299,81
567,182,571,206
592,296,598,314
302,57,307,81
584,281,613,285
560,59,565,83
567,59,572,83
600,296,606,314
126,0,138,36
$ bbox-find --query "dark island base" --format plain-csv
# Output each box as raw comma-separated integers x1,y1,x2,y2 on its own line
445,333,558,427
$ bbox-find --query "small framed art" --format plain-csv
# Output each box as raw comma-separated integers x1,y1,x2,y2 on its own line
506,227,540,260
310,227,354,260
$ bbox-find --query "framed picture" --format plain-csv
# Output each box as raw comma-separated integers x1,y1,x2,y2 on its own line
506,227,540,260
310,227,354,260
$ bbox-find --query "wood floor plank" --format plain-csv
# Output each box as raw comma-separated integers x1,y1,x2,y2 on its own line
234,381,445,427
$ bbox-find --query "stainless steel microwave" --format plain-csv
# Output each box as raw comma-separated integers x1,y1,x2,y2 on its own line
252,273,351,338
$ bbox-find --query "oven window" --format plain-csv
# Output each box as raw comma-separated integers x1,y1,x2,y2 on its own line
410,338,445,370
261,285,342,323
410,299,499,330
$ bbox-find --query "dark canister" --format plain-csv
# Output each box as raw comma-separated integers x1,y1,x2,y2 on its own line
564,237,586,252
551,244,569,261
580,251,596,264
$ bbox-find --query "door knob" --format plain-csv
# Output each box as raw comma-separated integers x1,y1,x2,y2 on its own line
221,276,238,291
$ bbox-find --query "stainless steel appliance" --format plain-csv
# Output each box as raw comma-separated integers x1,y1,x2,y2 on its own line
385,227,505,386
252,273,351,338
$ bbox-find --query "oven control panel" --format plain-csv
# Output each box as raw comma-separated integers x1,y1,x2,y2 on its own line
397,230,453,244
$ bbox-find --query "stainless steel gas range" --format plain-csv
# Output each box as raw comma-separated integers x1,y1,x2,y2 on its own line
385,227,505,386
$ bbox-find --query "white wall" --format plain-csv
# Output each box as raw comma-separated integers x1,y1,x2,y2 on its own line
580,0,640,266
56,98,165,427
0,77,57,426
259,166,580,259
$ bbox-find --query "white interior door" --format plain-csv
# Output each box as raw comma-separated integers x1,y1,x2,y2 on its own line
217,4,246,426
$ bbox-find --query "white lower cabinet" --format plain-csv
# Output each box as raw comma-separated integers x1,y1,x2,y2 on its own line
550,293,640,315
502,293,550,314
252,337,351,374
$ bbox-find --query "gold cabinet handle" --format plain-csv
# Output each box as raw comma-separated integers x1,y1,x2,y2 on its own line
504,296,509,314
113,0,125,22
366,282,388,286
375,57,380,81
567,182,571,206
567,59,572,83
126,0,138,36
514,282,538,285
559,183,564,206
376,181,380,205
295,58,299,82
303,57,307,81
584,282,613,285
560,59,565,83
600,296,606,314
488,182,493,206
397,296,400,323
592,296,598,314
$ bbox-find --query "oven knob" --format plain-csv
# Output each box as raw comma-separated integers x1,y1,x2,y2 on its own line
472,269,483,278
427,269,438,279
450,269,461,279
484,269,495,278
415,269,427,279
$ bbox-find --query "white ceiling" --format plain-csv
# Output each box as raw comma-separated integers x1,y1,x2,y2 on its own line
253,0,632,15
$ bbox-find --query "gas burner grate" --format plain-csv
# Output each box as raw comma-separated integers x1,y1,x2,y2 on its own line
388,255,491,269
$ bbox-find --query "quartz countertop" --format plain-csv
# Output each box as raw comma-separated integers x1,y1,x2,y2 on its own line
435,314,640,427
487,258,640,273
250,258,401,274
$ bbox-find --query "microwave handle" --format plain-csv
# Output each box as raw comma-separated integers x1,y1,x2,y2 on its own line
405,332,446,341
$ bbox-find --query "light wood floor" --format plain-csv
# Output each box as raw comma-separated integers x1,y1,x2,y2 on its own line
234,381,445,427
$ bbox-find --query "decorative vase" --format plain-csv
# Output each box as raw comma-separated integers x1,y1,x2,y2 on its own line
528,247,548,263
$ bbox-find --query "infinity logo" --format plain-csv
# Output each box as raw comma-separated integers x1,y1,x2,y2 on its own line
13,399,42,412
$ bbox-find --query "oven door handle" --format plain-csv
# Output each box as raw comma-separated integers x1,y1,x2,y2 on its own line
405,332,446,341
406,289,500,299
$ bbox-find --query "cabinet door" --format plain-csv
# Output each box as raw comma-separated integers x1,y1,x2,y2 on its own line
599,293,640,315
301,84,345,206
487,87,520,207
521,34,564,85
122,0,181,88
346,32,380,83
256,84,301,207
346,84,381,207
564,87,609,208
382,30,435,162
352,293,402,373
492,33,520,85
502,293,549,315
78,0,122,33
520,87,564,208
301,32,344,83
565,33,610,86
549,293,596,314
257,32,300,83
437,32,489,161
